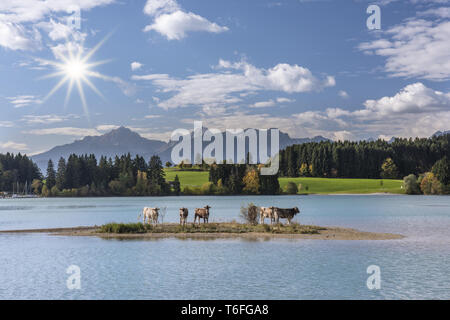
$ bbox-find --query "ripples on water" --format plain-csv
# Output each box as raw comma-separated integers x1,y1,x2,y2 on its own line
0,195,449,299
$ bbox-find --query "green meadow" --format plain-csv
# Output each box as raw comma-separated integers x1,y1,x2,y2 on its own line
165,168,404,194
165,168,210,187
279,177,404,194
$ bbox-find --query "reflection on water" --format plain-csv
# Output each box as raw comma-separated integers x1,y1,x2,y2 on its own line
0,206,34,211
0,195,449,299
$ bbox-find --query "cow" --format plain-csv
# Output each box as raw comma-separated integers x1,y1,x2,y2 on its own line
259,206,276,225
139,207,160,225
179,208,189,226
194,205,211,224
273,207,300,225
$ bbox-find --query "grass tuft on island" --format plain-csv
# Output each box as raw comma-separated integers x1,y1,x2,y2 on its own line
99,222,325,235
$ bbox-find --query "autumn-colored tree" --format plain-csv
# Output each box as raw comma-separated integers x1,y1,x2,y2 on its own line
420,172,443,195
31,179,42,195
135,170,148,195
299,163,309,177
242,169,260,194
41,185,50,197
381,158,399,179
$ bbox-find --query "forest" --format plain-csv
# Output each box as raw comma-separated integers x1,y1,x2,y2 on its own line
0,134,449,196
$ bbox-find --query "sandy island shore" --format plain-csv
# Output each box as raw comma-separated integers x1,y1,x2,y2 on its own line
0,225,404,241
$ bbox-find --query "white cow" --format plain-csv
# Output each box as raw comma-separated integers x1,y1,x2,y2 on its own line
139,207,160,225
259,207,276,225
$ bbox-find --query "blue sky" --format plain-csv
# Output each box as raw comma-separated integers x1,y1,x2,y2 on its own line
1,0,449,154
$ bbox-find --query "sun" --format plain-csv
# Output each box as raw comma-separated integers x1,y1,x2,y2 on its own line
38,34,112,118
65,58,88,80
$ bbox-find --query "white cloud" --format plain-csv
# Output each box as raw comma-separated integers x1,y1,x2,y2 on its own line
250,97,295,108
131,61,143,71
0,0,115,50
338,90,349,99
359,17,450,81
96,124,120,132
0,141,28,151
276,97,295,103
285,82,450,140
420,6,450,19
24,127,101,137
250,100,276,108
0,22,40,50
144,0,180,16
37,19,72,41
0,121,14,128
144,115,162,119
357,82,450,119
21,114,79,124
133,59,335,111
143,0,228,40
7,95,42,108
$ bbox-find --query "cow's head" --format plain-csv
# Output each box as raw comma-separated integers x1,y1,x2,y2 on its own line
205,205,211,210
294,207,300,214
155,208,160,212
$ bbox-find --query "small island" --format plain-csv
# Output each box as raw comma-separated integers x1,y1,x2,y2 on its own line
0,222,404,240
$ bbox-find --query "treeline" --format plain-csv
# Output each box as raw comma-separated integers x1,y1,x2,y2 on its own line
30,154,180,197
200,164,280,195
0,153,41,192
279,135,449,179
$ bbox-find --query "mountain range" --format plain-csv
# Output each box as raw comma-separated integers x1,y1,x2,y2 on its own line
31,127,329,172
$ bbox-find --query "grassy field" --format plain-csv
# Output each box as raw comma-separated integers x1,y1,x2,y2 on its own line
165,168,209,187
164,168,404,194
279,177,404,194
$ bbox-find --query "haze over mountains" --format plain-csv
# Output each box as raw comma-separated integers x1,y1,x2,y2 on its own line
31,127,329,171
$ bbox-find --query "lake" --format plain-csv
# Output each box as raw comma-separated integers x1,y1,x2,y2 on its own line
0,195,449,299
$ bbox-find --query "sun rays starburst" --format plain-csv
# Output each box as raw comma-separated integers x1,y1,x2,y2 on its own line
38,34,113,119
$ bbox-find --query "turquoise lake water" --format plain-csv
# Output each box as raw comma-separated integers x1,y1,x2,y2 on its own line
0,195,449,299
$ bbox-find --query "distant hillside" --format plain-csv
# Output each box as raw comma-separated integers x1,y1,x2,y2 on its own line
433,130,450,137
32,127,168,172
31,127,329,172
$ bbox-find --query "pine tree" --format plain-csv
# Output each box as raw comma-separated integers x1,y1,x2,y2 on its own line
56,157,67,190
173,174,181,195
46,159,56,189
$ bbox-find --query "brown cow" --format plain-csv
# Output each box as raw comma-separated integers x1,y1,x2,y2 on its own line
273,207,300,225
194,205,211,224
179,208,188,226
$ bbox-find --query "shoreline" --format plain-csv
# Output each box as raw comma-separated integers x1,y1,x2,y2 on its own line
0,192,407,200
0,225,404,241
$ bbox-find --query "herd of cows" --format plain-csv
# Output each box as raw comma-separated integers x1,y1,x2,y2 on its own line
139,206,300,226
